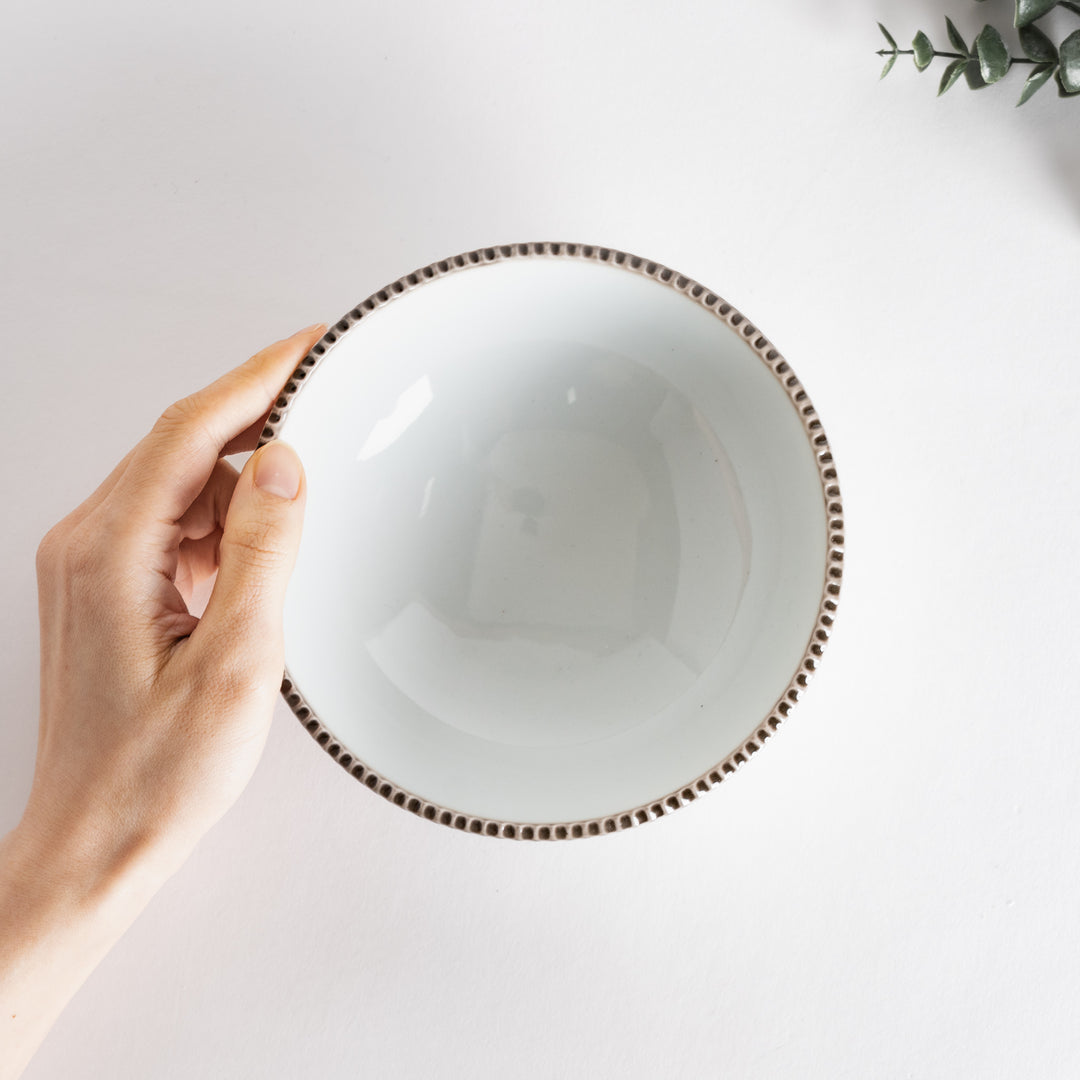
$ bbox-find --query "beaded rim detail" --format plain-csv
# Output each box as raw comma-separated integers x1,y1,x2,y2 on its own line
259,241,844,840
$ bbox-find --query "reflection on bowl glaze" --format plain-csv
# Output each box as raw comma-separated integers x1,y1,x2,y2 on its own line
360,341,751,749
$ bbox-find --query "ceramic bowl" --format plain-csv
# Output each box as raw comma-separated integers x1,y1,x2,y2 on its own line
261,242,843,839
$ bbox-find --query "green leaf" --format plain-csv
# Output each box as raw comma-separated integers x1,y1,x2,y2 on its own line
1017,62,1056,103
976,25,1011,82
912,31,935,70
878,23,897,50
945,17,970,54
938,58,968,94
965,58,990,89
1060,28,1080,92
880,51,898,79
1056,67,1080,95
1015,0,1058,28
1019,24,1058,62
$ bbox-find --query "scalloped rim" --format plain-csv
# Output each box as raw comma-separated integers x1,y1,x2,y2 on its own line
259,241,844,840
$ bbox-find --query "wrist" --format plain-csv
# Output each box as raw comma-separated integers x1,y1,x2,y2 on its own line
0,819,172,1080
9,799,182,926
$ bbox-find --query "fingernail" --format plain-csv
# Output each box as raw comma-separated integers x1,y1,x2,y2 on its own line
294,322,327,337
255,441,302,500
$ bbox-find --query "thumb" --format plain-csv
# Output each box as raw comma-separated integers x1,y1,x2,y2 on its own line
197,440,306,671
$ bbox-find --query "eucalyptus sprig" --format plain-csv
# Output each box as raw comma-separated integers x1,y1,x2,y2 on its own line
877,0,1080,105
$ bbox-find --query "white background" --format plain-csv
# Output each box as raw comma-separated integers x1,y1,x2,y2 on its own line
2,1,1079,1076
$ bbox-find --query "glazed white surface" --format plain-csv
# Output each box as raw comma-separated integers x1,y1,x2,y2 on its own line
3,0,1080,1077
280,256,825,821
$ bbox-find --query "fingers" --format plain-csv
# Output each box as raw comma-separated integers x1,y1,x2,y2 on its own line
178,459,240,541
191,441,305,676
221,409,276,457
175,530,224,618
154,458,237,594
172,460,238,613
109,322,326,532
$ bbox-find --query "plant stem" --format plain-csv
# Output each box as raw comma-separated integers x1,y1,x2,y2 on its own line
876,48,1037,64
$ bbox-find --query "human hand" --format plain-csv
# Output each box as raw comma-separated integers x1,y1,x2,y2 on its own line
24,320,328,882
1,321,326,1080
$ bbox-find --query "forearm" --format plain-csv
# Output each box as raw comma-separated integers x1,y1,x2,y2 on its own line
0,820,169,1080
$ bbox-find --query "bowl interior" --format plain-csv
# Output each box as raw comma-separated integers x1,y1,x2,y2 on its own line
279,256,827,823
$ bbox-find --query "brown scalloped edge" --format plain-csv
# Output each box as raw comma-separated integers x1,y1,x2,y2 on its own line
259,241,844,840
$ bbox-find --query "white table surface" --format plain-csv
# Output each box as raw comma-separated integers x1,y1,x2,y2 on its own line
3,1,1079,1077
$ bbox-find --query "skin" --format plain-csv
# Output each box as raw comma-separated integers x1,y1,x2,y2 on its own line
0,321,328,1080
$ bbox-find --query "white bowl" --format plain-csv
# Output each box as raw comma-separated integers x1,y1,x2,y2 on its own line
265,243,843,839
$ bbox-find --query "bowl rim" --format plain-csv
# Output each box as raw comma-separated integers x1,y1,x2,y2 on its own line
259,240,844,840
